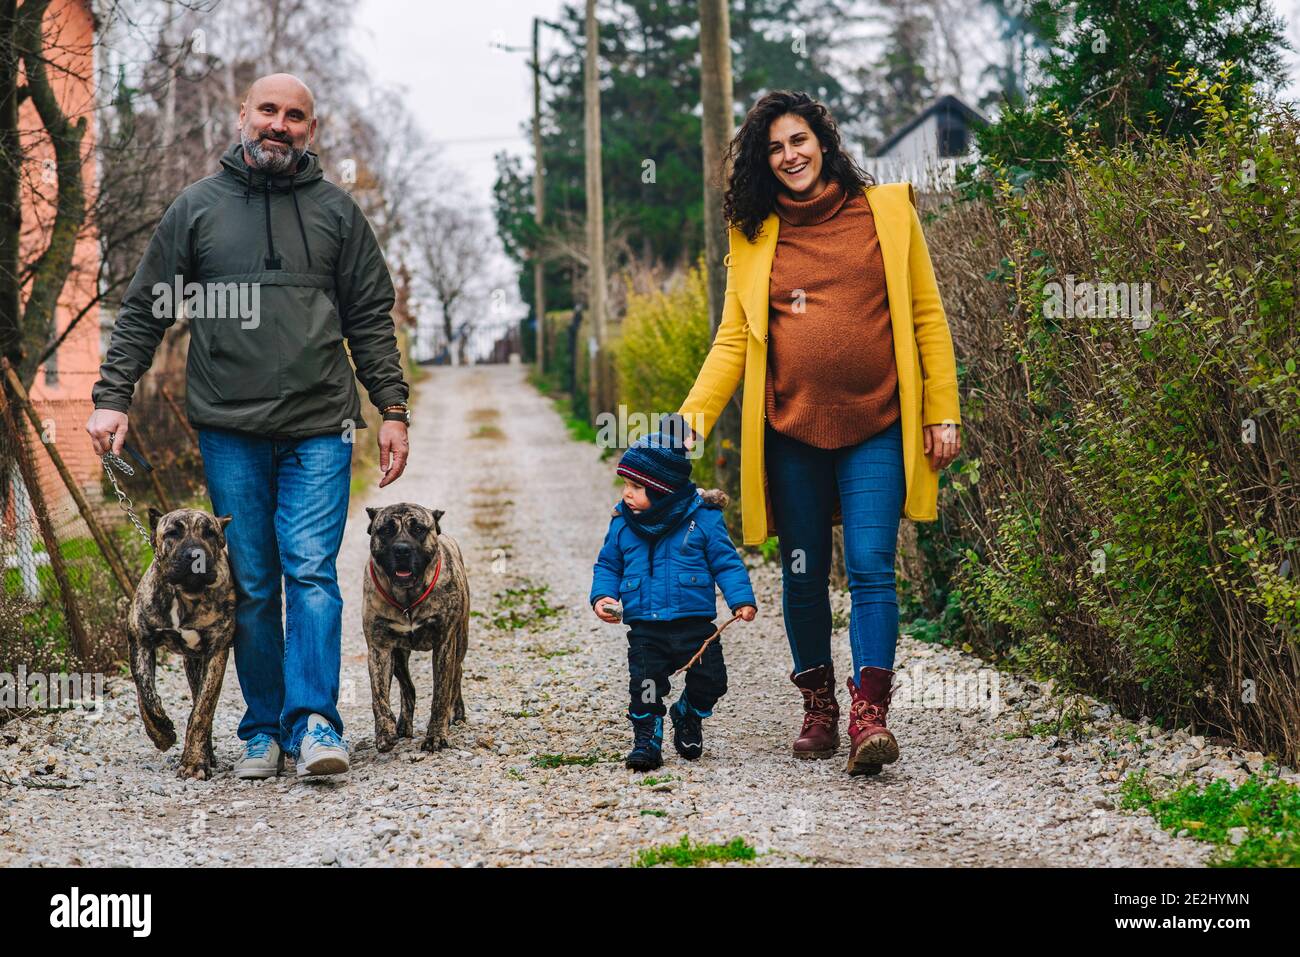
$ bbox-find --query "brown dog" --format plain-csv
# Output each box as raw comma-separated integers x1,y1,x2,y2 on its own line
363,503,470,753
127,507,235,779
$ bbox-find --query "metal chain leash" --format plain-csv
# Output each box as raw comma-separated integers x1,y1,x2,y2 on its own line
101,446,153,546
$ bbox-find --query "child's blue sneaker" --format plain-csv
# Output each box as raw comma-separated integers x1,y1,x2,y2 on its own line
626,713,663,771
669,693,707,760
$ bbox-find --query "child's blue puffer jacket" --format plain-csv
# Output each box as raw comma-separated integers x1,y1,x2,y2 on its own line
589,489,757,623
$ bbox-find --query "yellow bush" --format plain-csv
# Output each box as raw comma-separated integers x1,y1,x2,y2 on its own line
613,261,717,488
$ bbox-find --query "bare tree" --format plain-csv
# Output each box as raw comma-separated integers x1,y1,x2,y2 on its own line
411,201,496,367
1,0,91,381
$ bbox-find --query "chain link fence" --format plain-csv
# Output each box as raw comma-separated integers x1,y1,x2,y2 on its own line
0,382,208,692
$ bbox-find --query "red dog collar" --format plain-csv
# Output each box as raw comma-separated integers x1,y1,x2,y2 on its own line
369,553,442,616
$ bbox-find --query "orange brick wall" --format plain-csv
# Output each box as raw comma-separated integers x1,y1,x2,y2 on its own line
15,0,102,527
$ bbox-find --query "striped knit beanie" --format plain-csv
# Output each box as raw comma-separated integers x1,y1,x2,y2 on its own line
616,428,693,503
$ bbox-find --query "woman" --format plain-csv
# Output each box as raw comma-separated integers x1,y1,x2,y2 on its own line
677,91,962,778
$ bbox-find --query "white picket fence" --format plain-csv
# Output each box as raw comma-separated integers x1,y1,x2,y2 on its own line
861,155,976,193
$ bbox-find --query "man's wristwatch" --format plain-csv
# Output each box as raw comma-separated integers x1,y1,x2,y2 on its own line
381,404,410,425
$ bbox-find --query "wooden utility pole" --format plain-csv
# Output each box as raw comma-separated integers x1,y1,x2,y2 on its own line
700,0,734,334
583,0,606,420
699,0,740,501
532,16,547,375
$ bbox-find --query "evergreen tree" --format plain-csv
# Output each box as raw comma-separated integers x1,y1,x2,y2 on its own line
977,0,1289,177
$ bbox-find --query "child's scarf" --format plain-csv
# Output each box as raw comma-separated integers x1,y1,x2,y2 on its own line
620,481,699,575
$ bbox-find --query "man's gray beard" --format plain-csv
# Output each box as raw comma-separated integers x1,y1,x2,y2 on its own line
240,129,304,174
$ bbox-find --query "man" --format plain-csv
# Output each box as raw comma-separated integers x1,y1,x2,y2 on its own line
86,73,410,779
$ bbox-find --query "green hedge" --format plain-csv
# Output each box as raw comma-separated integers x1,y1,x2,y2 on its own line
921,71,1300,761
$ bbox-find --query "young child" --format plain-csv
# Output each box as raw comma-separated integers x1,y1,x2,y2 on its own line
590,423,757,771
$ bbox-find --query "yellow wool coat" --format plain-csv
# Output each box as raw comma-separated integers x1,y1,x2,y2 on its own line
677,182,961,546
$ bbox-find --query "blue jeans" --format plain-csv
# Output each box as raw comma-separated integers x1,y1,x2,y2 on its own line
765,418,906,682
197,427,353,756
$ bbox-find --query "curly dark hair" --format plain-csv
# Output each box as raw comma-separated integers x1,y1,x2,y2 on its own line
722,90,874,243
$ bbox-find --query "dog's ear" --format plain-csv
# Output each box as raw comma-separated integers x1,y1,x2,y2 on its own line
147,506,163,549
215,514,232,546
432,509,444,533
366,506,379,534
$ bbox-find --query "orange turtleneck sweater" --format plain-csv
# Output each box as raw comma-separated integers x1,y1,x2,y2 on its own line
764,178,900,449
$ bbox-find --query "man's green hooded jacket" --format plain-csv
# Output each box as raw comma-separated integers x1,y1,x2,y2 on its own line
92,142,408,438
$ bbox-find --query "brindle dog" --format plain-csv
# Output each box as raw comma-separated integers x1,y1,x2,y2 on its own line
363,503,470,753
127,507,236,780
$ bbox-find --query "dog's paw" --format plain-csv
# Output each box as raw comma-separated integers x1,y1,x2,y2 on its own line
396,715,413,738
419,735,449,753
176,761,211,781
148,725,178,752
375,730,398,753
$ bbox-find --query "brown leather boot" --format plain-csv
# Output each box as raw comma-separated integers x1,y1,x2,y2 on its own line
791,664,839,759
845,666,899,776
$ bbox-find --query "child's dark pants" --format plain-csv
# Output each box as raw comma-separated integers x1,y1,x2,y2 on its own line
625,615,727,717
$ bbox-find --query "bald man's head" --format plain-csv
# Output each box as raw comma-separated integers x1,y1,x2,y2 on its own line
238,73,318,173
242,73,316,118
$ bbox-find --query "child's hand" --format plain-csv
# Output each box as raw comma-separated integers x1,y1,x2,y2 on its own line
734,604,757,622
594,597,622,623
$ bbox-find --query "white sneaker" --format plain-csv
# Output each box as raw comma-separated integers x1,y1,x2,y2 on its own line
296,714,350,778
234,733,283,779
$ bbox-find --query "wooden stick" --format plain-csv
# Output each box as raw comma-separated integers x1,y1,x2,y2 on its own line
0,381,92,660
673,611,743,676
0,359,137,595
159,385,198,447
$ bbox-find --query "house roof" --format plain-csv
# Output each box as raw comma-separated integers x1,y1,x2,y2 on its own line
871,94,991,157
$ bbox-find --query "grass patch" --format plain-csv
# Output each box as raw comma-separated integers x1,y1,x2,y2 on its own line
525,644,577,660
1121,769,1300,867
505,767,524,781
507,709,538,719
470,424,505,440
638,774,675,787
751,536,780,563
633,835,757,868
1002,694,1092,742
470,583,564,632
640,809,667,818
530,751,616,768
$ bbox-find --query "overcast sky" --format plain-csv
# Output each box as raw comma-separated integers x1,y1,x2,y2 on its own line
353,0,569,214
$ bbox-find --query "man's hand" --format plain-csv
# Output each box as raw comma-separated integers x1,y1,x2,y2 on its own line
86,409,129,457
377,420,409,488
594,597,621,623
733,604,757,622
923,422,961,471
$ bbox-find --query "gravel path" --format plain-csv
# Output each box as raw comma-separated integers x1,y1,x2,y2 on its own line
2,363,1275,866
